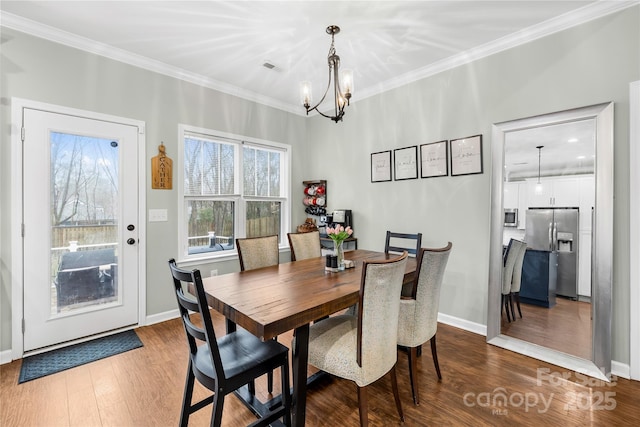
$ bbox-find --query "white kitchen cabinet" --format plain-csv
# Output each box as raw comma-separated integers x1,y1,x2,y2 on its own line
526,177,580,208
578,230,592,298
504,182,519,209
504,181,528,229
578,175,595,231
517,182,527,229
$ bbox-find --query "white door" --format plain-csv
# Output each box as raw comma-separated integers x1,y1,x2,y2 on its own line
22,108,140,352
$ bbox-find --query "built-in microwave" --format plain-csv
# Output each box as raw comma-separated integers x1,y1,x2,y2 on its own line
504,208,518,227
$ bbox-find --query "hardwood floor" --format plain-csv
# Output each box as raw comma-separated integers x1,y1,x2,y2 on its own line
502,297,592,359
2,311,639,426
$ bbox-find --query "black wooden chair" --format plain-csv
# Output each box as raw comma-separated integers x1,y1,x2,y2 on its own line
385,231,423,298
384,231,423,257
235,235,280,392
168,259,292,427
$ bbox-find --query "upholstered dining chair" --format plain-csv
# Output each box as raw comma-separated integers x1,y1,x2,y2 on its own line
396,242,453,405
167,259,292,427
509,240,527,320
236,235,279,271
287,230,321,261
235,234,280,392
502,239,526,322
305,252,409,427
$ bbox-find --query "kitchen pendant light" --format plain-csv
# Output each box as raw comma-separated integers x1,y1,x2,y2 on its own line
300,25,353,123
535,145,544,194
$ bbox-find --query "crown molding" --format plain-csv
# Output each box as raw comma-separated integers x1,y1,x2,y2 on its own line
356,0,640,102
0,11,300,115
2,1,637,116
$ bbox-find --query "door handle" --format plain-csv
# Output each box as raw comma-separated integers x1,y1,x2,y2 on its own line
127,238,136,245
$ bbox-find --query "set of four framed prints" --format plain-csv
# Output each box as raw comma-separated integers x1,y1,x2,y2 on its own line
370,134,483,182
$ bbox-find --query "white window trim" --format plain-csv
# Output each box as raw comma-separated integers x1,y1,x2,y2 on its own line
177,124,291,263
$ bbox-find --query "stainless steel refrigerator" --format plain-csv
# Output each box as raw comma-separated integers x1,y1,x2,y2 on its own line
524,208,579,299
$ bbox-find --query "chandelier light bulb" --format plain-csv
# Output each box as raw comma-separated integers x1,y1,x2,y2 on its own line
300,81,312,107
341,69,353,95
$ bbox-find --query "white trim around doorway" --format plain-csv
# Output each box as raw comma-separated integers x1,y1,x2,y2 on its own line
10,98,147,360
630,81,640,381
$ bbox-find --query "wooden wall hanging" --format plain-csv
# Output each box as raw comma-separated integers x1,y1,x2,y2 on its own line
151,142,173,189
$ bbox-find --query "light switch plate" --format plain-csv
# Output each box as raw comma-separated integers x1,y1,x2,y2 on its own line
149,209,168,222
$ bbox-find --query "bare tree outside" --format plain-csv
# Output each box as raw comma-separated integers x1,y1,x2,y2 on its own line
51,132,118,226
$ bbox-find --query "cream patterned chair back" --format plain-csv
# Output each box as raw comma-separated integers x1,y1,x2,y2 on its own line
235,235,279,271
357,252,409,377
510,241,527,293
397,242,452,348
287,231,321,261
502,239,521,296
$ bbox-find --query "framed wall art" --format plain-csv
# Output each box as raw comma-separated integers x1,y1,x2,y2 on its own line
371,150,392,182
450,134,483,176
420,140,448,178
393,146,418,180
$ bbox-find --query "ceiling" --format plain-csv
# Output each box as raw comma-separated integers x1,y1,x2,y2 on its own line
504,119,596,181
2,0,634,117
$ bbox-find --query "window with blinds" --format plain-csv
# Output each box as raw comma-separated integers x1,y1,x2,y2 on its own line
179,127,289,259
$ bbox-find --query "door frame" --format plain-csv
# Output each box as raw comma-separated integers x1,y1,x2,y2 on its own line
631,80,640,381
10,98,147,359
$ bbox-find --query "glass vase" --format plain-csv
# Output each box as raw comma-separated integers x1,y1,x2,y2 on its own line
334,240,345,271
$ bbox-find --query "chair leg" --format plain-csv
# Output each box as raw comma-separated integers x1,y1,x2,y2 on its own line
502,294,511,322
407,346,419,405
267,371,274,394
357,385,368,427
280,359,292,427
514,292,523,318
180,362,196,427
509,293,516,322
390,365,405,422
210,389,225,427
430,335,442,381
267,336,278,393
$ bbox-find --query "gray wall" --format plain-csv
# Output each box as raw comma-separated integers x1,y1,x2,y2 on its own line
303,6,639,364
1,6,638,367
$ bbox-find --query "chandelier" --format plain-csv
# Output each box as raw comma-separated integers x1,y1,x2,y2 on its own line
300,25,353,123
535,145,544,194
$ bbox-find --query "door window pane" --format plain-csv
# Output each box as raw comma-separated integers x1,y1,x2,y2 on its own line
50,132,119,314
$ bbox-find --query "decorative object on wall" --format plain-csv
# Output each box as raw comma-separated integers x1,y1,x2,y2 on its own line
151,142,173,189
420,140,448,178
303,180,327,216
371,150,392,182
450,134,483,176
393,145,418,180
300,25,353,123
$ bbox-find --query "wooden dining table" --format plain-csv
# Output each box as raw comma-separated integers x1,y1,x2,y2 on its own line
200,249,416,427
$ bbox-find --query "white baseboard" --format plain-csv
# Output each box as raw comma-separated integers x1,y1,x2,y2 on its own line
1,349,13,365
438,312,487,336
145,309,180,326
611,360,631,380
